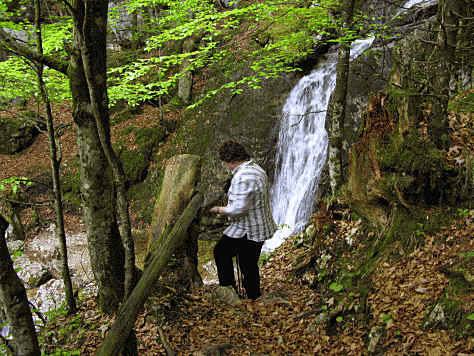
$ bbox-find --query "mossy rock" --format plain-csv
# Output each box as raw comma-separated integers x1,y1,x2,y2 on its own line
442,254,474,296
119,149,149,185
378,131,459,205
117,124,168,185
421,297,473,338
0,116,40,154
110,105,143,125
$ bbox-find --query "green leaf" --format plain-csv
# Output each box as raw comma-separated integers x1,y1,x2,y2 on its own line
381,313,391,323
467,313,474,321
329,282,344,292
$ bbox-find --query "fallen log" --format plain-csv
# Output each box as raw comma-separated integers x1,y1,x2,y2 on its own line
96,192,203,356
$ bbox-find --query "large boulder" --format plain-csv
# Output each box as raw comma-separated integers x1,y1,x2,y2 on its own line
147,154,202,289
0,116,40,154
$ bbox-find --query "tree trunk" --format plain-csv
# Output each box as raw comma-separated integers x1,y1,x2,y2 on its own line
6,200,25,241
69,0,125,313
34,0,76,315
326,0,355,195
79,0,136,299
429,0,466,149
96,193,203,356
0,214,40,356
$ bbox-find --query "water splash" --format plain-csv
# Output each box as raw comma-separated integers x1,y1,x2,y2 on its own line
263,38,374,253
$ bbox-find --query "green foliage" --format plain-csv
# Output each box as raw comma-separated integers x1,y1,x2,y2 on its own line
38,304,84,356
0,3,71,103
329,281,344,293
457,208,469,218
0,176,33,195
380,313,391,324
106,0,364,108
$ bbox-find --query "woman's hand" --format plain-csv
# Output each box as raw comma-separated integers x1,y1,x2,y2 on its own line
210,206,223,214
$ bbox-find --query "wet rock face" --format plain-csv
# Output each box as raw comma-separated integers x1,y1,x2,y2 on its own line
184,68,300,209
0,116,40,154
343,0,439,151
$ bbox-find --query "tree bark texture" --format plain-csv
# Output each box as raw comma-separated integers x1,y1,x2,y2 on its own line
79,0,136,300
326,0,355,195
0,0,126,314
147,154,202,289
69,0,125,313
429,0,471,148
0,215,41,356
34,0,76,315
96,193,203,356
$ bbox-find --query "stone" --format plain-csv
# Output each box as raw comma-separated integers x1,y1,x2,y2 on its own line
421,303,446,330
6,239,24,254
32,279,65,314
147,154,201,253
181,64,299,212
213,286,241,305
178,69,193,104
0,116,40,154
14,255,53,289
367,325,384,354
260,296,290,306
194,343,232,356
314,311,330,324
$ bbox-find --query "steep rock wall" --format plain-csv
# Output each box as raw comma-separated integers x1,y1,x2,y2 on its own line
178,67,300,208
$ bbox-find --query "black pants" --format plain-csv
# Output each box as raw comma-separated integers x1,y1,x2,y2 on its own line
213,234,264,300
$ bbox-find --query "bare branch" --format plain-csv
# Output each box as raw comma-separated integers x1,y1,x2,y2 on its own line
289,110,327,127
0,29,68,75
0,108,46,132
452,10,474,20
420,39,438,46
58,0,74,14
5,198,53,207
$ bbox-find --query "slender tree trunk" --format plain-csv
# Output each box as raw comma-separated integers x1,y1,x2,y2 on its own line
429,0,465,148
69,0,125,313
0,0,126,314
79,0,136,300
326,0,355,195
96,193,203,356
0,215,40,356
34,0,76,315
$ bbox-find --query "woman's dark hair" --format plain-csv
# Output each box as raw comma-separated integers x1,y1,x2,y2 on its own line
218,141,250,163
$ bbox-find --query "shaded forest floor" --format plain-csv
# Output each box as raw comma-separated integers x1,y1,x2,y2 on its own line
41,211,472,355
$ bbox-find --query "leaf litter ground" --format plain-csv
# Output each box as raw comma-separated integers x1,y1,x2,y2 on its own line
40,209,472,355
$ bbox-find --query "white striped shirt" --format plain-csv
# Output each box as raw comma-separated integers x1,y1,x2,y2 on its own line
222,160,277,242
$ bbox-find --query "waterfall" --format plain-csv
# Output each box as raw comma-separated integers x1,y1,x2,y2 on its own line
263,37,374,253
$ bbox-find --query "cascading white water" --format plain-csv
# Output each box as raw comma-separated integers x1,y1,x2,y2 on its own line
263,38,374,253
